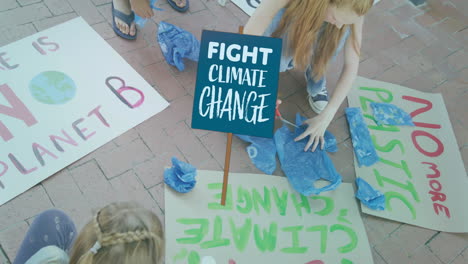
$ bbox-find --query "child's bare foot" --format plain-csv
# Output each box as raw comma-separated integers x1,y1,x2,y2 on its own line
130,0,154,18
113,0,136,37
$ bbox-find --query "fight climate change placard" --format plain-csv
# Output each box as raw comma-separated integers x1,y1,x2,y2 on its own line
191,30,282,138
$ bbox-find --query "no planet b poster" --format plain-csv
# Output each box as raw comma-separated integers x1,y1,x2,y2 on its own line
0,18,169,205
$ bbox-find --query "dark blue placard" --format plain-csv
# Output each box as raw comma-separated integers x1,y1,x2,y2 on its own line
191,30,282,138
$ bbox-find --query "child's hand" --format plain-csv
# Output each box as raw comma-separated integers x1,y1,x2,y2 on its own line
294,110,334,152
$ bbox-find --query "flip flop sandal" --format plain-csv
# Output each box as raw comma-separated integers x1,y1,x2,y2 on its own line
111,2,137,40
167,0,189,12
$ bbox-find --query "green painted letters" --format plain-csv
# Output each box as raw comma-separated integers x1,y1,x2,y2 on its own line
176,218,209,244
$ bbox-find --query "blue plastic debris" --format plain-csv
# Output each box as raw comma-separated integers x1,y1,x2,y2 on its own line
164,157,197,193
157,21,200,71
345,107,379,167
370,102,415,126
134,0,163,27
235,135,276,175
274,114,342,196
355,177,385,210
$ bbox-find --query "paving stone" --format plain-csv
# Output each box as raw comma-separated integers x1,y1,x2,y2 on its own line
65,0,104,25
164,121,212,165
0,3,52,28
371,247,387,264
0,246,10,264
452,248,468,264
409,245,443,264
91,0,112,5
446,49,467,72
148,183,164,212
141,62,187,101
0,23,37,46
0,0,18,12
363,215,402,246
44,0,74,16
428,232,468,263
33,12,78,31
42,170,93,230
358,54,395,79
113,128,140,146
134,156,166,188
0,185,52,229
377,65,414,85
391,3,424,20
94,138,154,178
91,21,115,39
69,160,117,209
0,221,28,261
17,0,42,6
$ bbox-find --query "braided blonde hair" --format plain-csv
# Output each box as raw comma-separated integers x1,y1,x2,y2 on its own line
69,202,164,264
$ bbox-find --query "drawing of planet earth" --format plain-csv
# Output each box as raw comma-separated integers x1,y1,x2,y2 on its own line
29,71,77,104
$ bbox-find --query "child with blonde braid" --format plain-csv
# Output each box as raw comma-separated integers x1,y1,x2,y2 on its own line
13,202,164,264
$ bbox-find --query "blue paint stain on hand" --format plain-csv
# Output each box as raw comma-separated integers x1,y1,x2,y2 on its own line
157,21,200,71
274,114,341,196
235,134,277,175
355,177,385,210
164,157,197,193
370,102,414,126
345,107,379,167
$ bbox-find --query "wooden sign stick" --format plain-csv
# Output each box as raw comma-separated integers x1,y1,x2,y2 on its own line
220,26,244,206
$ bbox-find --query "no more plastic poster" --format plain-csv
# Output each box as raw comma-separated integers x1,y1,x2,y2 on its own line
348,77,468,232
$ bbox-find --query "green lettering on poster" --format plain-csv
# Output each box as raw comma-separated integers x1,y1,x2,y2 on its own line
176,218,209,244
252,187,271,215
373,169,419,202
372,135,405,154
207,183,233,210
173,248,188,262
254,222,278,252
200,216,230,249
379,157,413,179
310,196,334,216
330,224,358,254
306,225,328,253
188,251,200,264
291,193,311,217
236,186,253,214
229,217,252,252
385,191,417,219
358,87,394,111
281,226,307,254
272,187,288,216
